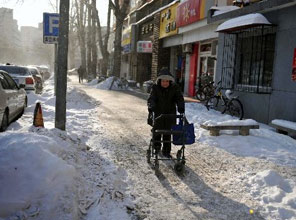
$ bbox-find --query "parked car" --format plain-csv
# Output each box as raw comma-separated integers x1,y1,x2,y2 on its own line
37,65,51,81
0,64,35,91
0,70,27,132
28,66,43,94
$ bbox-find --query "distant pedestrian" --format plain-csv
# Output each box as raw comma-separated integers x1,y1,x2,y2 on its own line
78,65,84,83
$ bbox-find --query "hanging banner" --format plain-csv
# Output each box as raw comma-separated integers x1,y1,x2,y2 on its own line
122,26,131,54
292,48,296,81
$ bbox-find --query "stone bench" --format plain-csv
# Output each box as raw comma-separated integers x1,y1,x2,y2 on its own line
200,124,259,136
270,119,296,138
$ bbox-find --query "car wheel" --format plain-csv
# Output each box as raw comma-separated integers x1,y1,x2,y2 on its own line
0,111,9,132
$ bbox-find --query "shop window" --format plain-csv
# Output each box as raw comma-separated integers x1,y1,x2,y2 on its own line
221,25,276,93
200,43,211,53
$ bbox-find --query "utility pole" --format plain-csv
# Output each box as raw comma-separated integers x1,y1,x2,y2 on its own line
55,0,70,130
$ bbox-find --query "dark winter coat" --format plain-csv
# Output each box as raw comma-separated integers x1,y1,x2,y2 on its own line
147,82,185,129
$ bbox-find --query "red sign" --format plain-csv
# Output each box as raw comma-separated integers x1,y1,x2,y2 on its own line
292,49,296,81
176,0,201,27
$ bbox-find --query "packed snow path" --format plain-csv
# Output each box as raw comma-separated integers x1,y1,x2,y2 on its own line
72,79,294,220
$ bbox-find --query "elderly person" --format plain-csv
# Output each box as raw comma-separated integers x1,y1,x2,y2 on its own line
147,67,185,158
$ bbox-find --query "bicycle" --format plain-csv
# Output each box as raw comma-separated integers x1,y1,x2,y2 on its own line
195,81,215,101
205,82,244,120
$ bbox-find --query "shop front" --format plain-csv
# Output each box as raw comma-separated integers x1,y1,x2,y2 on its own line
134,20,154,84
176,0,221,96
159,2,184,90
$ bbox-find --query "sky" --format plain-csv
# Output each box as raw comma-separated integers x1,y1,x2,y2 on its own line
0,0,109,28
0,74,296,219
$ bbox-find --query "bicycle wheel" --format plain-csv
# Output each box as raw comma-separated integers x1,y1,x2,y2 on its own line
205,96,219,111
228,99,244,120
203,85,215,100
195,89,206,101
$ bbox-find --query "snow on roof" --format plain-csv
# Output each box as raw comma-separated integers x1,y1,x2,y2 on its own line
210,6,240,16
216,13,272,33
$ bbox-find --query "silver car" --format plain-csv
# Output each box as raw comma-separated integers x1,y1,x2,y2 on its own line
0,65,35,91
0,70,27,132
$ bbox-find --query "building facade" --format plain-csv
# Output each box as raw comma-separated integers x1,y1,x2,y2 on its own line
208,0,296,123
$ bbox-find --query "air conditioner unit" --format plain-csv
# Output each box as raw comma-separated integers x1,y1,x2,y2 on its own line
182,44,192,53
211,40,218,56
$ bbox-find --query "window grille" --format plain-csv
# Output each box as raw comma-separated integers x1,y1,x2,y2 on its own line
221,25,276,93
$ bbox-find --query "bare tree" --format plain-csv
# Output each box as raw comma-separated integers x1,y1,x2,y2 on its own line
87,0,92,78
95,0,111,76
91,0,98,78
110,0,130,77
74,0,87,77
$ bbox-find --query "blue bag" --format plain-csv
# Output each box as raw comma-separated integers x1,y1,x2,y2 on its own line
172,118,195,145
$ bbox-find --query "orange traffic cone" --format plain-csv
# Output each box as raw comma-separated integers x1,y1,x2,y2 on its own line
33,102,44,127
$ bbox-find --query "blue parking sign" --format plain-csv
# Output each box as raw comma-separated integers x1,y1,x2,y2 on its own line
43,13,59,44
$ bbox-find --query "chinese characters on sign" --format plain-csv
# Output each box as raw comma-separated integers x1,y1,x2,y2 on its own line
43,36,58,44
43,13,59,44
137,41,152,53
292,48,296,81
176,0,202,27
141,23,153,35
159,3,178,39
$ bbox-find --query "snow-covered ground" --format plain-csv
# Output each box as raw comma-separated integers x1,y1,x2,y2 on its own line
0,75,295,220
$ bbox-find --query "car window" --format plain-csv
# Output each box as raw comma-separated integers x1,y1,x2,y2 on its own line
0,73,10,89
29,68,38,76
0,72,18,90
0,66,30,76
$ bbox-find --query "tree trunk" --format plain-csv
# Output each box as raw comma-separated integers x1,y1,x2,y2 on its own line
87,1,92,80
113,17,124,77
75,0,87,76
96,0,111,76
91,0,97,79
110,0,129,77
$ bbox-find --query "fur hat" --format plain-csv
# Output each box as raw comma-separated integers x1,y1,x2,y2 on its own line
156,68,175,82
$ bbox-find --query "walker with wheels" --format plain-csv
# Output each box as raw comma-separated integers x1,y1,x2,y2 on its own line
147,114,190,174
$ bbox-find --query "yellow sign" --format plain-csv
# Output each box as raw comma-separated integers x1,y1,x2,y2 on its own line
159,3,178,39
122,26,131,46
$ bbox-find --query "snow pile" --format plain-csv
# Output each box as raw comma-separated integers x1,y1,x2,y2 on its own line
88,78,99,86
272,119,296,131
185,102,296,167
203,119,258,126
0,132,77,219
247,170,296,219
95,76,127,90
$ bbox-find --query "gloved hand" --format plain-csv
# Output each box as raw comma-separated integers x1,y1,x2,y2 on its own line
178,108,185,114
147,112,153,126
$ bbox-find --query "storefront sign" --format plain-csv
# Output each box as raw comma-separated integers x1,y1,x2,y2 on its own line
137,41,152,53
122,26,131,53
159,3,178,39
140,23,154,35
292,48,296,81
176,0,205,27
